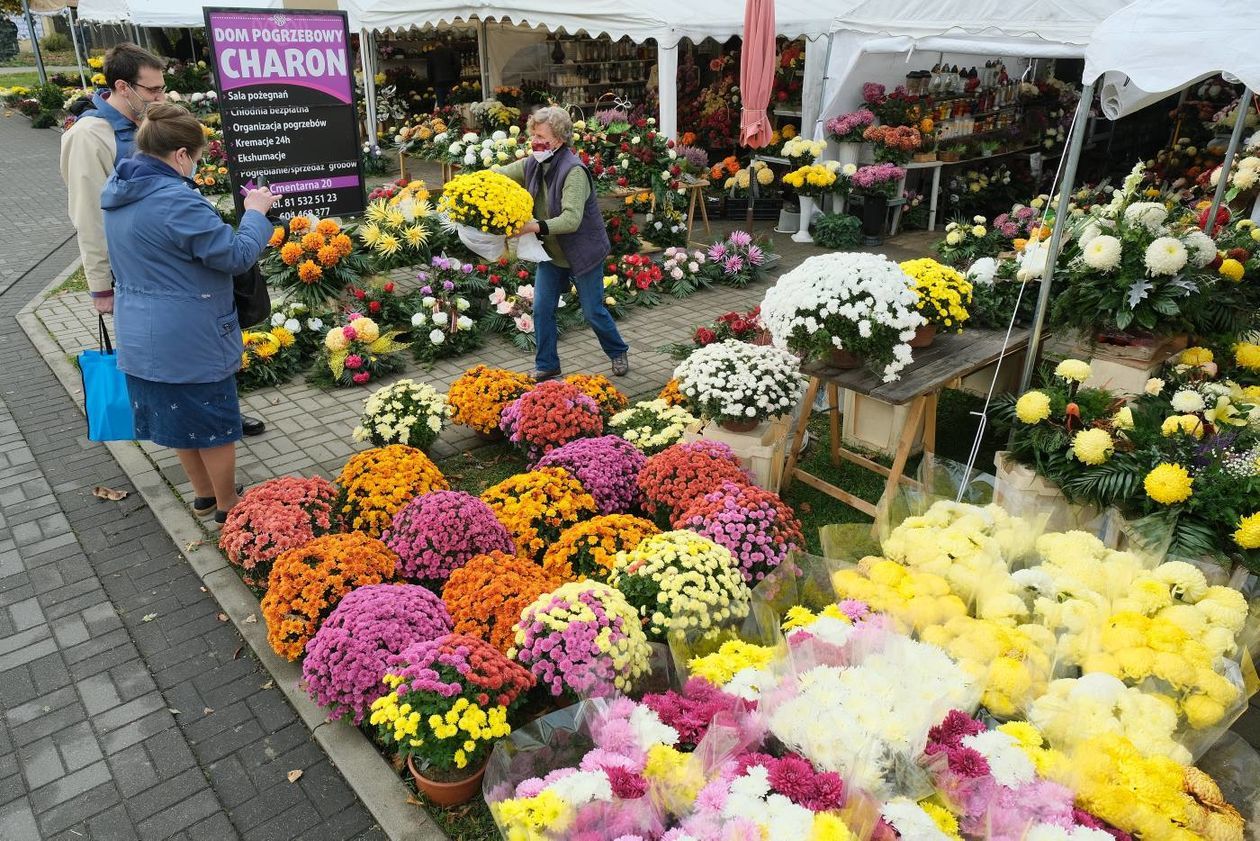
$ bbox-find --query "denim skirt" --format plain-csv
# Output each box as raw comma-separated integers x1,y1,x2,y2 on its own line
125,374,242,449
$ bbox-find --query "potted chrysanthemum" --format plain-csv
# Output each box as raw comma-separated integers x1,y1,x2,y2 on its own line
759,252,926,382
899,257,973,348
672,339,804,432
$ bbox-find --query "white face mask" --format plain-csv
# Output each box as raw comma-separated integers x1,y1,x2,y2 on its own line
178,149,197,179
124,86,155,120
531,147,555,164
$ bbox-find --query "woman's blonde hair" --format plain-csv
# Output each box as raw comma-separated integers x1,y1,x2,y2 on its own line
527,106,572,143
136,102,207,158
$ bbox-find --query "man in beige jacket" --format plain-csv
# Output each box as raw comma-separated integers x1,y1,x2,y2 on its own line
60,43,166,315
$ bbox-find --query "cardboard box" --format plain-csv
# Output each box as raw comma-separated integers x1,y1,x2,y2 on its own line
842,391,924,458
682,416,791,491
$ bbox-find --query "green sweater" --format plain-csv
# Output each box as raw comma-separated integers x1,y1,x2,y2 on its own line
496,158,591,268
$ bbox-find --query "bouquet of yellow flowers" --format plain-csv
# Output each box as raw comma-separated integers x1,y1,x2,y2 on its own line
259,216,373,308
237,325,302,392
436,170,534,260
358,181,442,270
781,162,842,198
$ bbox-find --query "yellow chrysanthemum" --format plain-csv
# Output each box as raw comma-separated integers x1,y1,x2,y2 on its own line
1015,390,1052,424
359,223,383,247
1144,463,1194,505
1161,414,1204,439
1179,346,1214,366
375,233,401,255
364,201,389,223
403,225,429,248
1054,358,1092,383
272,326,295,347
1233,512,1260,549
1219,258,1245,282
353,318,380,343
1072,428,1114,465
1235,342,1260,372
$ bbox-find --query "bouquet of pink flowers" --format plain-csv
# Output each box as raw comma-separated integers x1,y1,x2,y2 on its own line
702,231,771,288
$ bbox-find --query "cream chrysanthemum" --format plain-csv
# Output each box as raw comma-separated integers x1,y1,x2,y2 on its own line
1082,234,1123,271
1071,428,1114,465
1143,237,1188,275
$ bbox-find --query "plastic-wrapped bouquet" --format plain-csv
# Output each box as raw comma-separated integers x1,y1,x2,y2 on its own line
609,399,699,455
408,259,484,362
702,231,770,288
542,515,661,582
510,581,652,697
447,364,534,436
609,530,753,642
676,480,804,583
760,252,926,382
315,314,409,388
436,169,534,259
480,468,598,562
218,476,340,588
351,378,450,450
673,339,803,428
301,583,452,724
537,435,646,514
442,550,562,654
499,380,605,463
636,440,752,525
660,246,713,298
382,490,515,583
369,633,532,777
335,444,449,538
261,532,399,660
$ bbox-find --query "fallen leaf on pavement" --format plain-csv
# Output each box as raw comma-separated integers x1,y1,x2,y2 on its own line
184,540,204,552
203,707,214,715
142,613,157,622
217,613,228,622
287,770,303,783
92,486,129,501
260,680,274,690
169,708,180,715
242,614,257,624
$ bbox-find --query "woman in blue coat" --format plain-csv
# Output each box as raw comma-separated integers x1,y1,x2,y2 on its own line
102,103,276,523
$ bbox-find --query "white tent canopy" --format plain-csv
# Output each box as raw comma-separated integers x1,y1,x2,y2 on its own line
125,0,282,28
1084,0,1260,119
77,0,131,24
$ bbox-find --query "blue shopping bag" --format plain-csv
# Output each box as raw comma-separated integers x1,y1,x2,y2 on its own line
79,315,136,442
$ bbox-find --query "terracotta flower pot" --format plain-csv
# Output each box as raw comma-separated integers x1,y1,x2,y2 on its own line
827,348,863,369
909,324,937,348
719,418,760,433
406,755,487,807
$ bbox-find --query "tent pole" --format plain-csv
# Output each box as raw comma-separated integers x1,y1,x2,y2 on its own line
812,31,835,141
360,29,378,150
1204,85,1252,237
656,40,677,140
19,0,47,85
67,8,88,90
1018,80,1096,393
478,19,490,97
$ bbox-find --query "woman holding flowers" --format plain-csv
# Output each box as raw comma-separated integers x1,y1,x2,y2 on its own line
495,107,629,381
101,104,276,524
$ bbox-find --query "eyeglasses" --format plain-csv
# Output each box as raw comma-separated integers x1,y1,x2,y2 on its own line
129,81,167,95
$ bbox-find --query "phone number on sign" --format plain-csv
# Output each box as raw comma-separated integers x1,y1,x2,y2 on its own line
279,192,339,209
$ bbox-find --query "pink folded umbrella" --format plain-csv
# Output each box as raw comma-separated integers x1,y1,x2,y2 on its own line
739,0,776,148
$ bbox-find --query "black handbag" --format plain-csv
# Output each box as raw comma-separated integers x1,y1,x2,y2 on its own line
233,264,271,328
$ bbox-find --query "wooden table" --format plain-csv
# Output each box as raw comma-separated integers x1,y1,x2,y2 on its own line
780,328,1031,517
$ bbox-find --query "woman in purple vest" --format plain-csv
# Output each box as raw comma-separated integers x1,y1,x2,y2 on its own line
498,106,630,381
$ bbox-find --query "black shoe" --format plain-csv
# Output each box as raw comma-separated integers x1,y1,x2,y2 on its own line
611,355,630,377
193,484,244,517
531,369,562,382
241,415,265,436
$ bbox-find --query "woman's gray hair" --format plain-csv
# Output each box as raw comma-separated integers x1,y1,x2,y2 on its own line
527,106,573,142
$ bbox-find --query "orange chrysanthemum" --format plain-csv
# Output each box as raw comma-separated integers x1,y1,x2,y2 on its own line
658,378,687,407
268,226,286,248
289,216,311,233
297,260,323,283
542,515,660,582
441,551,561,654
316,244,341,267
564,373,629,419
336,445,449,538
261,532,397,660
448,365,534,436
331,233,354,257
280,242,304,266
300,231,325,252
315,219,341,237
480,468,597,562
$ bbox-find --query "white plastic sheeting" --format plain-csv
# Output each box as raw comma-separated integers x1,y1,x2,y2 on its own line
124,0,282,28
1084,0,1260,118
77,0,130,24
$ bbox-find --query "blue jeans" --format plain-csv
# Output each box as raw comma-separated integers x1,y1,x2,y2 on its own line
533,260,628,373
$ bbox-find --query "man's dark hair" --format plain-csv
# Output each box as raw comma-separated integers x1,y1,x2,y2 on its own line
103,42,165,90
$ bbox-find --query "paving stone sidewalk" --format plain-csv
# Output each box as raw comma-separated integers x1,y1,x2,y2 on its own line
0,112,384,841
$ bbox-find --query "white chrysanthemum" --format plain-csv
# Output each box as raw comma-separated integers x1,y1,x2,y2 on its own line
1082,234,1123,271
1144,236,1188,276
1170,390,1205,413
1183,229,1219,268
428,328,445,345
1145,377,1165,395
283,318,301,334
411,312,428,327
1122,201,1168,232
967,257,997,286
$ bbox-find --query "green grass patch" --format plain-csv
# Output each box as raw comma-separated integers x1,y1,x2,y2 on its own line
0,71,43,90
409,789,498,841
436,439,522,494
0,50,82,68
47,266,88,297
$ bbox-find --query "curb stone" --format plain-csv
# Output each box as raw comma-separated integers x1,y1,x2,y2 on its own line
18,259,449,841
